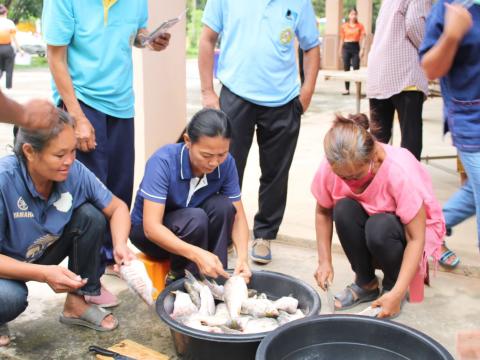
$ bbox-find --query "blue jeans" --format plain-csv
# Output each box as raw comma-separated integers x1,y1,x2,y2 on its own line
0,203,106,326
443,151,480,249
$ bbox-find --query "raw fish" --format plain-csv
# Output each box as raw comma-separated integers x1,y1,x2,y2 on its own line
119,260,155,306
241,298,279,318
274,296,299,314
243,318,279,334
224,275,248,320
172,290,197,318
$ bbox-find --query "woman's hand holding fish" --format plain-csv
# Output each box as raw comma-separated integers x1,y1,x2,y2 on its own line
233,260,252,284
193,247,230,279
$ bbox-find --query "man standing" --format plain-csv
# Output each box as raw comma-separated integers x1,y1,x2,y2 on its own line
367,0,432,160
42,0,171,305
199,0,320,264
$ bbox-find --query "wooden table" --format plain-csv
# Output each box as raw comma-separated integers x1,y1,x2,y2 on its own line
320,69,367,113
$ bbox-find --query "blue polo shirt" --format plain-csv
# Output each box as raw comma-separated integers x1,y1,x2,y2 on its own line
0,156,113,262
42,0,148,118
131,143,242,226
419,0,480,152
202,0,320,107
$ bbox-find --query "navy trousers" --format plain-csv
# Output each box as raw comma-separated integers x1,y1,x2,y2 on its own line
60,100,135,269
219,86,302,240
130,195,236,276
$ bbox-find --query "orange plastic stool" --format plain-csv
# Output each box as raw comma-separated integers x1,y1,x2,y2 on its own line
136,253,170,300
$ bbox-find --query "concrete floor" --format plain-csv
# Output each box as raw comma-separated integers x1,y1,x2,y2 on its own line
0,62,479,359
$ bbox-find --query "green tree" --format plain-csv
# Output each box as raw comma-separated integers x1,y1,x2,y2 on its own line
2,0,42,23
312,0,326,17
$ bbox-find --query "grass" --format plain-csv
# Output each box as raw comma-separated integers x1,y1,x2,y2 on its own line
15,56,49,70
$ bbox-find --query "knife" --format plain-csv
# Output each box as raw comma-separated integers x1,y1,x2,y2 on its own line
88,345,136,360
325,282,335,314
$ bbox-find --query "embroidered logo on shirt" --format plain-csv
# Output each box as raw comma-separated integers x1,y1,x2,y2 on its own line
53,192,73,213
14,196,34,219
280,28,294,45
25,234,60,262
17,197,28,211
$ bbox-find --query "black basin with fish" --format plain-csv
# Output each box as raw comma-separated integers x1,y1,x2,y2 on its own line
156,270,321,360
256,315,453,360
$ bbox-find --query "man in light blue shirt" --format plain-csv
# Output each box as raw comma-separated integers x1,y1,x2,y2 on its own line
199,0,320,264
42,0,171,305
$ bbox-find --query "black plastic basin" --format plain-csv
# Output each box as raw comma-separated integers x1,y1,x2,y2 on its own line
256,315,453,360
156,270,321,360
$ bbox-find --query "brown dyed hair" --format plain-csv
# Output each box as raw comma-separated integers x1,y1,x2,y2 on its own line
324,113,376,168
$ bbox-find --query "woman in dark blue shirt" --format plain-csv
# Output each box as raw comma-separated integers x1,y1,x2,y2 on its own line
130,109,251,283
0,110,134,346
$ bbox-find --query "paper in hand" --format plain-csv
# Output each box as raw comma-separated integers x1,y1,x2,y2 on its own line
142,9,187,46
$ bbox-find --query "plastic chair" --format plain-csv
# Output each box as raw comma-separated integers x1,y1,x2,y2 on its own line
137,253,170,300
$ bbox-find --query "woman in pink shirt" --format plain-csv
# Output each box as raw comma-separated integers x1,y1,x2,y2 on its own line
311,114,444,318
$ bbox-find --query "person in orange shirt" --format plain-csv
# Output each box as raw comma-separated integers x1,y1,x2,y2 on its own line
0,4,19,89
338,8,365,95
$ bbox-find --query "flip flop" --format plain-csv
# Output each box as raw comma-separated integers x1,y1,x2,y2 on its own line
439,245,460,269
59,305,118,332
334,283,380,311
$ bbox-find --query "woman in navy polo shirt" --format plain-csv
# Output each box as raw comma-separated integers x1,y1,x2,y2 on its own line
0,110,134,346
130,109,251,283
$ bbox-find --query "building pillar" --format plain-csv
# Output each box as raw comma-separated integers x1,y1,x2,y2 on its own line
133,1,187,187
322,0,343,70
356,0,374,66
